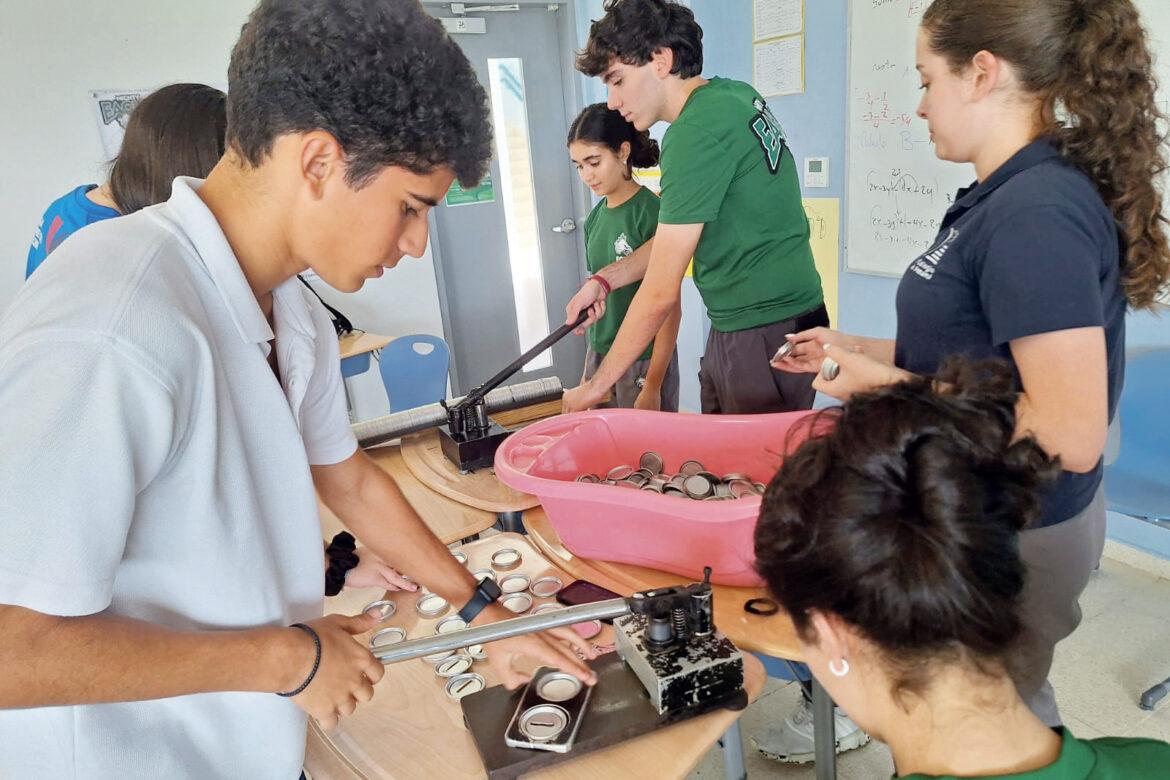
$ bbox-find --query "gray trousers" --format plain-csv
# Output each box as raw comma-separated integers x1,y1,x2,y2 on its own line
1012,485,1107,726
699,305,829,415
584,346,680,412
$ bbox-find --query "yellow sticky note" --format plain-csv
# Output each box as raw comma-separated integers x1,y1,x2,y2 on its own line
802,198,839,328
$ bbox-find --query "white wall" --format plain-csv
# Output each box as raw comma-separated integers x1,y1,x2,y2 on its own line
0,0,447,420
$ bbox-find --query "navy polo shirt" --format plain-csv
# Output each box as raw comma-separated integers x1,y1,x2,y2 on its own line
894,139,1126,528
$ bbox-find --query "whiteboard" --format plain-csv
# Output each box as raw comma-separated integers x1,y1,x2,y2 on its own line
844,0,1169,280
844,1,973,277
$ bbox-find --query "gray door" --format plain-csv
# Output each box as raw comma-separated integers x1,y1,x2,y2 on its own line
423,2,587,395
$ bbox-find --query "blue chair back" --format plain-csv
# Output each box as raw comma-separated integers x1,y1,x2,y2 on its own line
1105,348,1170,520
379,334,451,412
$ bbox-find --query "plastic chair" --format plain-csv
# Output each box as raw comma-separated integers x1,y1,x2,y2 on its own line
1103,348,1170,710
378,334,450,413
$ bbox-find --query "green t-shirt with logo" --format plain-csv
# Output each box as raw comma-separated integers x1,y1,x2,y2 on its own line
583,185,660,359
899,728,1170,780
659,77,823,332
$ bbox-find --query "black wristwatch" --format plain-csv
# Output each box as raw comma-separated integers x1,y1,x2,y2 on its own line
458,577,502,623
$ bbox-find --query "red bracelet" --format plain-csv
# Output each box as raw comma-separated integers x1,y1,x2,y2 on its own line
586,274,612,296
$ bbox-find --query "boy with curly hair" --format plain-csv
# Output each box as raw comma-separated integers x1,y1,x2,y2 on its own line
0,1,593,776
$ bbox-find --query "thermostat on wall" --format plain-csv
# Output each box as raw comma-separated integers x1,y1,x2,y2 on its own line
803,157,830,188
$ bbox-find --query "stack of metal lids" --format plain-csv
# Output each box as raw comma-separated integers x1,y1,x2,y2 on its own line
574,452,767,500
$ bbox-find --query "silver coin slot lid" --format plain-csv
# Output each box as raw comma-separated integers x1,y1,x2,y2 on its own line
529,576,563,598
435,654,474,677
518,704,570,741
451,550,468,565
471,568,496,582
445,672,485,699
369,626,406,650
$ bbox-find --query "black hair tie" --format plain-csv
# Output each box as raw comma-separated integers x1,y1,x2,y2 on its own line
325,531,359,597
744,597,780,616
277,623,321,697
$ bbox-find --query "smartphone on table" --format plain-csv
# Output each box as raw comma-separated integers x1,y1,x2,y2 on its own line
556,579,623,623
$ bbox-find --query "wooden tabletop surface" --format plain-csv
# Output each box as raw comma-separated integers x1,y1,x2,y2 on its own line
306,533,765,780
339,332,394,360
523,508,803,662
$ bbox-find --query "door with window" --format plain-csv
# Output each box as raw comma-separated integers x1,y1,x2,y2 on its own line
422,2,587,395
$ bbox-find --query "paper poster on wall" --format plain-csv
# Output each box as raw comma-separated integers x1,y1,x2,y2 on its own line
753,0,803,41
803,198,839,328
753,35,804,97
89,89,152,159
445,173,495,206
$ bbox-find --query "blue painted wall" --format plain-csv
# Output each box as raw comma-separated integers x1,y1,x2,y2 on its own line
572,2,1167,557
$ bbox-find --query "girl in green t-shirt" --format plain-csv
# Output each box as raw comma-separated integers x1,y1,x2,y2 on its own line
567,103,681,411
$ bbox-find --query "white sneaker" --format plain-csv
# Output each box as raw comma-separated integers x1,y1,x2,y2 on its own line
751,695,870,763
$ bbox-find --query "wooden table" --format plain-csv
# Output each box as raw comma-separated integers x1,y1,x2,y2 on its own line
523,508,847,780
306,533,765,780
339,332,394,361
400,430,540,515
318,443,498,545
522,508,802,661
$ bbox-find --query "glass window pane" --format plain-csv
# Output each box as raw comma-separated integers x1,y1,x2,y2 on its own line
487,57,552,371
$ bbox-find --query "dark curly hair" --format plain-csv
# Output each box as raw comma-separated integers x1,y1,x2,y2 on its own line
923,0,1170,309
109,83,226,214
226,0,491,188
754,359,1059,701
567,103,660,176
576,0,703,79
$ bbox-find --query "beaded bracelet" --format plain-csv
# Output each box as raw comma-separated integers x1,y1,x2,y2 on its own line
277,623,321,698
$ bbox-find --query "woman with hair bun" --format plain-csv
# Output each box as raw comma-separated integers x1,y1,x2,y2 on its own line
754,361,1170,778
567,103,681,411
769,0,1170,749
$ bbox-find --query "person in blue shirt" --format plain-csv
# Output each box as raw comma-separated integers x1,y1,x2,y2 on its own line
768,0,1169,762
754,360,1170,779
26,83,226,277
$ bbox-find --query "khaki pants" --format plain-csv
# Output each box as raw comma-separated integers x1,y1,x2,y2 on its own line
1012,485,1107,725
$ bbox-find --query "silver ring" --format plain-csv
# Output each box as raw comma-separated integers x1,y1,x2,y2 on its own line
362,599,397,622
529,576,563,598
369,626,406,650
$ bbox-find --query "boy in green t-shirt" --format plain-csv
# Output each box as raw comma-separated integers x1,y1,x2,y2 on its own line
562,0,827,416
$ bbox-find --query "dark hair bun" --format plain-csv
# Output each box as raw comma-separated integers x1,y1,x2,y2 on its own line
753,358,1059,682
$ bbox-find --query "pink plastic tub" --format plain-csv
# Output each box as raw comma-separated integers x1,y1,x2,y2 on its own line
493,408,820,586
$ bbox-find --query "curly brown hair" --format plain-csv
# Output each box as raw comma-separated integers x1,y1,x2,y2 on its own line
226,0,491,189
923,0,1170,309
576,0,703,79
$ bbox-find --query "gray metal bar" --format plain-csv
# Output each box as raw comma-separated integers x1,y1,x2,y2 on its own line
353,376,563,447
812,678,838,780
717,720,747,780
372,598,629,664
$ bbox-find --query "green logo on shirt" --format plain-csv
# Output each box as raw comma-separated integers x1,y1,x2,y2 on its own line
749,98,787,174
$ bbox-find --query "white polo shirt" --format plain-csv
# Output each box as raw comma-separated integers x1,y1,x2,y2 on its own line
0,177,358,779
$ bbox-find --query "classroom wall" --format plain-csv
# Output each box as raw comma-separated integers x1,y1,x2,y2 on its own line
0,0,446,422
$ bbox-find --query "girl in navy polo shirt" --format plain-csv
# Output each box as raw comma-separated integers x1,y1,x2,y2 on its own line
773,0,1169,738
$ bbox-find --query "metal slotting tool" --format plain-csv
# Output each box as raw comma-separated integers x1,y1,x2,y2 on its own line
434,309,591,472
371,567,744,716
